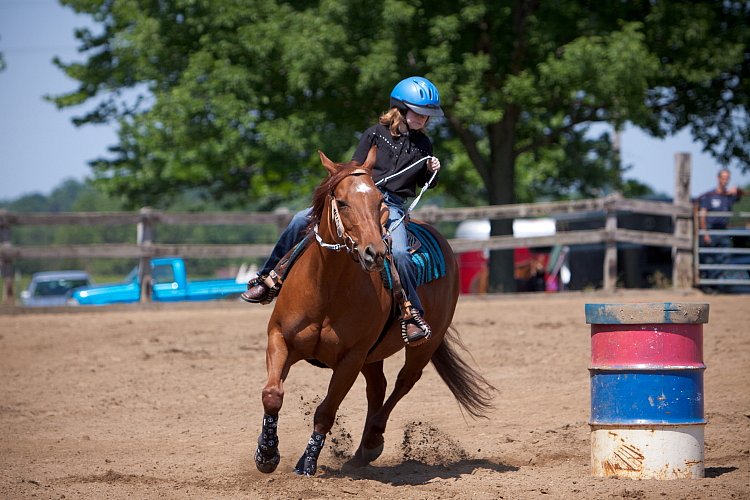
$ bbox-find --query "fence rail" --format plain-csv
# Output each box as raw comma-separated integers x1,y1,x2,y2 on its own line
0,191,696,304
693,207,750,291
3,153,710,303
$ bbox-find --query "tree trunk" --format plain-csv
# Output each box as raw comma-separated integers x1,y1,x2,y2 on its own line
486,116,518,293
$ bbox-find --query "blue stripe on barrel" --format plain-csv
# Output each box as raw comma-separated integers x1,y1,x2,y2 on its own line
590,369,705,425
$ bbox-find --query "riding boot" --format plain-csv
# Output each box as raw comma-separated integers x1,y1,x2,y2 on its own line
387,256,431,347
241,270,282,304
241,242,302,304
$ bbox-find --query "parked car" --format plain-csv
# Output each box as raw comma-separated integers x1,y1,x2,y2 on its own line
21,270,92,307
68,256,248,305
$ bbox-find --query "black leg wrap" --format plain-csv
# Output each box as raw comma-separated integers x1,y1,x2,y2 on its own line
255,413,281,473
293,430,326,476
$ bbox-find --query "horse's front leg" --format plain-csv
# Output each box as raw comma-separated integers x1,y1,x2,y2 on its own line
352,360,387,465
294,351,366,476
255,331,289,473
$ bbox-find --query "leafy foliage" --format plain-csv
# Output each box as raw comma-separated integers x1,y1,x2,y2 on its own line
48,0,749,289
643,1,750,169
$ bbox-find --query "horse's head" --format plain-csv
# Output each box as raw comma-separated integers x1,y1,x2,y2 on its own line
310,146,389,272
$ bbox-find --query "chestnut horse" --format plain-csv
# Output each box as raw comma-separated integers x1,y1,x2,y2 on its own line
255,147,495,476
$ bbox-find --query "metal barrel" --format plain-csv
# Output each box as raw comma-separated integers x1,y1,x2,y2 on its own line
585,302,709,479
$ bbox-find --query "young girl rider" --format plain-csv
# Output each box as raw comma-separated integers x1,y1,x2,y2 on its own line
242,76,443,346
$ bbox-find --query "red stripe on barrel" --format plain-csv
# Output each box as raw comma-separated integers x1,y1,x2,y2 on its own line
590,323,704,369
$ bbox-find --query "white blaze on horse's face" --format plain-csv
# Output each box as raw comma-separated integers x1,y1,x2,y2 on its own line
355,182,373,194
336,175,387,272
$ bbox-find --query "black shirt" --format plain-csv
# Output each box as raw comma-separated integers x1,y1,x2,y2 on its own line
352,123,437,198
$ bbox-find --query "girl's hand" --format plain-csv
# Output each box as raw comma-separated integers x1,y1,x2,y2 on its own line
428,157,441,173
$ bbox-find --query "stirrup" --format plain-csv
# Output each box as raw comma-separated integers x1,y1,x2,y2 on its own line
400,304,431,347
261,270,283,304
243,271,282,305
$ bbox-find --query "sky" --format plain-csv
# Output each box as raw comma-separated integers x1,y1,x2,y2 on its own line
1,0,749,203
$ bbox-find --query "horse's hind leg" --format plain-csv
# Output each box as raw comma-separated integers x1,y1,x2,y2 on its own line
294,351,365,476
358,346,435,460
255,331,290,474
352,360,387,465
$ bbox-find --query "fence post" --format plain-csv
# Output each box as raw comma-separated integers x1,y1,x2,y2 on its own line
673,153,693,289
274,207,292,233
692,204,700,287
603,195,618,292
0,210,13,305
137,207,155,303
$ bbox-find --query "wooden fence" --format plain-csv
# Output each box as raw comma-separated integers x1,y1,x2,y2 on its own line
693,207,750,290
1,153,700,303
0,193,694,304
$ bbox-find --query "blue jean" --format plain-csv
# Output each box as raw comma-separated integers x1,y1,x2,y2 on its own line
259,208,312,275
382,190,424,315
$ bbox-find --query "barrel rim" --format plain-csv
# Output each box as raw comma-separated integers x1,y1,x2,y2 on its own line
585,302,709,325
589,364,706,371
589,364,706,375
589,421,707,427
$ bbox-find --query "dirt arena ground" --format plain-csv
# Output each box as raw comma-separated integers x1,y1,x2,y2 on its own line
1,290,748,499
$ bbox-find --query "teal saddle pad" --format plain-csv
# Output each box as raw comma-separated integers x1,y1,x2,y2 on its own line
381,222,447,289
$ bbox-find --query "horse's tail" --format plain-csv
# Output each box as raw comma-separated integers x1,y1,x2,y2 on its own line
430,325,497,419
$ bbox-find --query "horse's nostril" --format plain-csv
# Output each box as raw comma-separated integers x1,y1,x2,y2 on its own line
362,244,384,268
364,245,376,260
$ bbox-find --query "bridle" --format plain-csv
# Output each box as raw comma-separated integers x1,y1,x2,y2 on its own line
312,157,436,259
312,168,380,261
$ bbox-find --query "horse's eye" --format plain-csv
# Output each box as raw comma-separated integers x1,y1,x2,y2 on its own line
337,199,349,209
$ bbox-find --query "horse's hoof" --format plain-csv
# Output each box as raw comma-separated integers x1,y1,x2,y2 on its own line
293,453,320,476
354,442,384,465
255,447,280,474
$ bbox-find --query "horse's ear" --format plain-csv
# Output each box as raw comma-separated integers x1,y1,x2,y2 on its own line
318,150,338,175
362,145,377,172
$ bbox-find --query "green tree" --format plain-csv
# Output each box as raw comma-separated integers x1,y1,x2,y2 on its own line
50,0,749,291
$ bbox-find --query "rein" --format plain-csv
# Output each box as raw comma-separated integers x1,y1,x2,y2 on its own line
374,155,435,188
379,156,438,238
313,158,438,254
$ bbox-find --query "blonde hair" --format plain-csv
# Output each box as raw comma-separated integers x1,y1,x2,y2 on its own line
380,107,408,137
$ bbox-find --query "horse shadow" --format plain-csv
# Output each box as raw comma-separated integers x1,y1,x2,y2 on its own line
319,458,518,485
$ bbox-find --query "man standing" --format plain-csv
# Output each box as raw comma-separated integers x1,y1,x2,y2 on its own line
697,168,744,291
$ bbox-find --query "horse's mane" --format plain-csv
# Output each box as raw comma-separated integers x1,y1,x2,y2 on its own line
306,159,368,232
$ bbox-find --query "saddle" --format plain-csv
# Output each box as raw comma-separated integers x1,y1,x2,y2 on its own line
274,221,445,292
380,221,447,290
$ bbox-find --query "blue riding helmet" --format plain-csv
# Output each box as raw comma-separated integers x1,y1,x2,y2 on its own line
390,76,444,117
